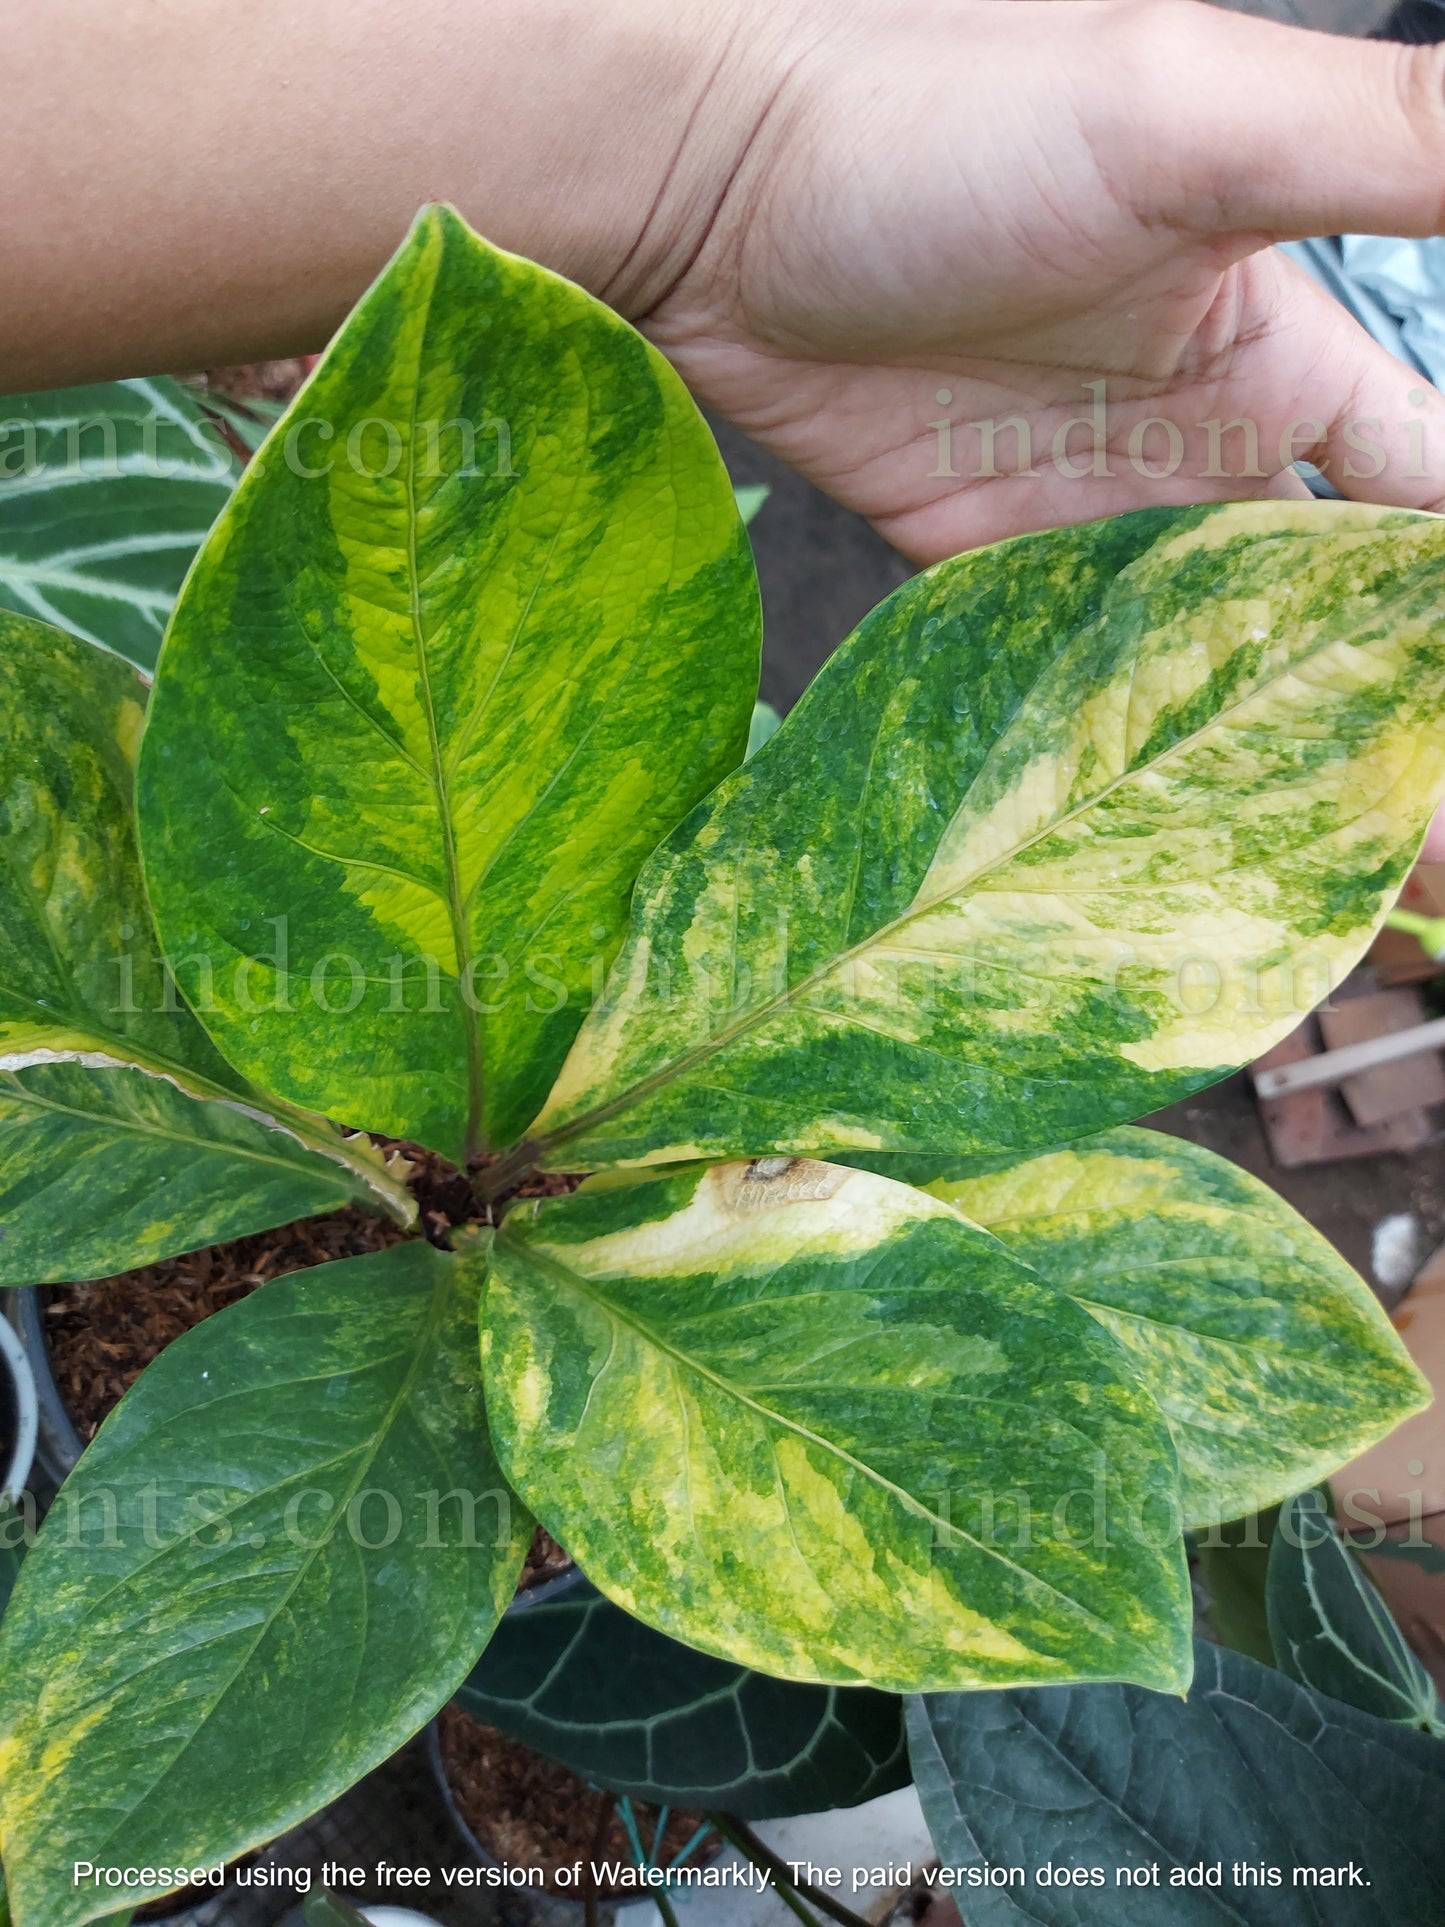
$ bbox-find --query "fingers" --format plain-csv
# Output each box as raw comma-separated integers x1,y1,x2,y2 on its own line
1265,258,1445,514
1118,1,1445,244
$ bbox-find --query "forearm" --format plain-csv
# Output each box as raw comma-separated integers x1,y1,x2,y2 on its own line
0,0,764,388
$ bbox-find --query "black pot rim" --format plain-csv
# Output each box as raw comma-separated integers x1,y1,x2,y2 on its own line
509,1558,585,1614
7,1287,82,1485
0,1301,38,1502
131,1870,240,1925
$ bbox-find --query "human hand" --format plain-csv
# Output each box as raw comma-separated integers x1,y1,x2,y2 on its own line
639,0,1445,567
10,0,1441,575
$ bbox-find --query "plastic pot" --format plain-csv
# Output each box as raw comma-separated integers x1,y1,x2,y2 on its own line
512,1558,585,1612
0,1307,38,1505
6,1287,82,1486
130,1868,246,1926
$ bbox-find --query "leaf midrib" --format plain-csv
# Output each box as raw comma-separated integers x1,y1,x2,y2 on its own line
538,585,1412,1155
398,269,483,1157
0,1074,357,1193
1292,1500,1441,1726
0,556,174,607
497,1231,1116,1633
0,938,246,1105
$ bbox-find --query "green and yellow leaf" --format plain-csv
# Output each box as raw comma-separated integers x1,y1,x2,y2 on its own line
478,1158,1191,1696
0,1243,530,1927
0,610,410,1278
138,204,761,1161
890,1128,1430,1527
529,501,1445,1169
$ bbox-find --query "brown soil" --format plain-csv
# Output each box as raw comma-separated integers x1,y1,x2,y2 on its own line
517,1528,573,1592
437,1704,719,1899
46,1141,581,1438
878,1874,964,1926
132,1854,259,1923
201,360,316,404
41,1141,583,1594
44,1205,410,1440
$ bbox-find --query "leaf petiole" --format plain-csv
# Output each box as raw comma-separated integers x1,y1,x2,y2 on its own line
706,1814,870,1927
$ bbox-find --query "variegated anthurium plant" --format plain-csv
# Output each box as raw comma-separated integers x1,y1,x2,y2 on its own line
0,203,1439,1924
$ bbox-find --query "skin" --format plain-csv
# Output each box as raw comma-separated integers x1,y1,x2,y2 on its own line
6,0,1445,825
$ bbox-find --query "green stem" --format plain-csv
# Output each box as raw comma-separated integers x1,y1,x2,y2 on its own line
653,1889,682,1927
768,1881,823,1927
476,1139,539,1200
1385,907,1445,959
706,1814,871,1927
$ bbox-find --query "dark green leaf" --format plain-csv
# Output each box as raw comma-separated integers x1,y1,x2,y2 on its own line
0,379,233,670
909,1638,1445,1924
0,1241,529,1927
1269,1488,1443,1733
1194,1507,1279,1667
197,389,286,457
1358,1536,1445,1577
0,1504,26,1621
460,1575,908,1817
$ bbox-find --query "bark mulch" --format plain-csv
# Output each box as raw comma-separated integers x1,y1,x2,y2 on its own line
437,1702,718,1897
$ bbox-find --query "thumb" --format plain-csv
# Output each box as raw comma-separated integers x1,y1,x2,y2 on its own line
1124,3,1445,243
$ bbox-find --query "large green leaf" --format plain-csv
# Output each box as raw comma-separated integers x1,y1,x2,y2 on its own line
0,612,409,1276
886,1129,1428,1527
138,205,761,1162
479,1158,1190,1695
908,1638,1445,1925
0,1242,529,1927
459,1575,909,1817
528,501,1445,1170
0,1506,24,1620
1195,1506,1279,1667
0,378,233,670
1269,1488,1444,1734
0,1062,406,1283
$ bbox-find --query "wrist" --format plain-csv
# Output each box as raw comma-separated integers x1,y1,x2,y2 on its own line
580,0,810,319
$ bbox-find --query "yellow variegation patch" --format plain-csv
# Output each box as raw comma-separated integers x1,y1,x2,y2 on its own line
905,1128,1429,1525
0,611,410,1270
526,502,1445,1172
478,1158,1191,1695
138,207,760,1160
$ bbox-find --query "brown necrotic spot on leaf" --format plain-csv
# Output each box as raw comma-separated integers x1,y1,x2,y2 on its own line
733,1157,852,1208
